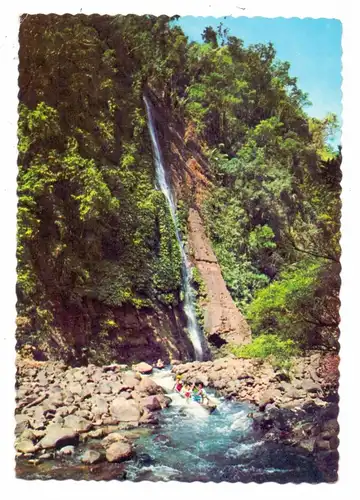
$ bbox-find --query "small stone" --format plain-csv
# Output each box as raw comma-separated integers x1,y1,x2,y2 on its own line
58,445,75,456
132,362,153,375
302,380,322,393
81,449,102,464
316,439,331,451
101,432,126,449
322,419,339,434
87,428,107,439
298,438,316,453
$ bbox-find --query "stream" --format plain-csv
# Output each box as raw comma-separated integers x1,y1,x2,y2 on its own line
16,369,324,483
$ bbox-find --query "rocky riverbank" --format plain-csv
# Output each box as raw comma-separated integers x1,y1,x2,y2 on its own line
171,351,339,482
15,351,339,482
15,358,169,469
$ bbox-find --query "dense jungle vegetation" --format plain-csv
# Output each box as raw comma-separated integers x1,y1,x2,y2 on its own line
17,15,341,360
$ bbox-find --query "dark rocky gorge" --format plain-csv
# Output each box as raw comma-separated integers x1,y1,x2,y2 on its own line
15,351,339,482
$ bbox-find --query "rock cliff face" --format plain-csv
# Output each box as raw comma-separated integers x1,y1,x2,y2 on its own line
21,302,193,366
150,94,251,347
187,208,251,346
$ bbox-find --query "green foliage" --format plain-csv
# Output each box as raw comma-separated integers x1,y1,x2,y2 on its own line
190,266,208,328
16,14,341,359
230,334,299,370
247,259,340,349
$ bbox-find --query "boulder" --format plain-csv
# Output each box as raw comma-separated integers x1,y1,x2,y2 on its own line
37,371,48,386
58,445,75,456
141,396,161,412
101,432,126,449
110,381,123,394
302,380,322,393
139,409,159,425
38,426,79,450
19,429,36,442
86,428,107,439
138,377,162,396
102,416,121,426
132,362,153,375
298,438,316,453
63,415,93,433
99,381,112,394
322,419,339,434
75,409,92,420
106,442,133,463
315,439,331,451
155,394,172,409
68,382,82,396
81,383,96,399
258,391,275,411
91,396,109,416
91,370,104,383
81,449,102,464
15,439,37,454
15,418,29,437
109,398,141,422
121,374,139,390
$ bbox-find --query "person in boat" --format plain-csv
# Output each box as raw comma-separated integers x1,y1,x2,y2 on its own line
182,382,192,403
174,375,184,393
197,383,210,405
191,384,201,403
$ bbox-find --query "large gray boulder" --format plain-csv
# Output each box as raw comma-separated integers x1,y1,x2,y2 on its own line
63,415,93,433
138,378,162,396
140,396,161,412
105,442,133,463
109,398,141,422
38,425,79,450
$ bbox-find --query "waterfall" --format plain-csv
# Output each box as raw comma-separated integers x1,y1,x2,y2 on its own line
144,95,205,361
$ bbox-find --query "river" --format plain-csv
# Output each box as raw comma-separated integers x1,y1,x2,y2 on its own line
16,369,323,483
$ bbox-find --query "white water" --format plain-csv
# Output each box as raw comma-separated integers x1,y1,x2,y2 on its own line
150,369,220,419
144,96,204,360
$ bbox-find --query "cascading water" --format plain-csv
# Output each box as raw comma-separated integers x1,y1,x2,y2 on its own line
143,95,205,361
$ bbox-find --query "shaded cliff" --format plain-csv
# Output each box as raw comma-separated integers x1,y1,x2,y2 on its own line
17,301,194,366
